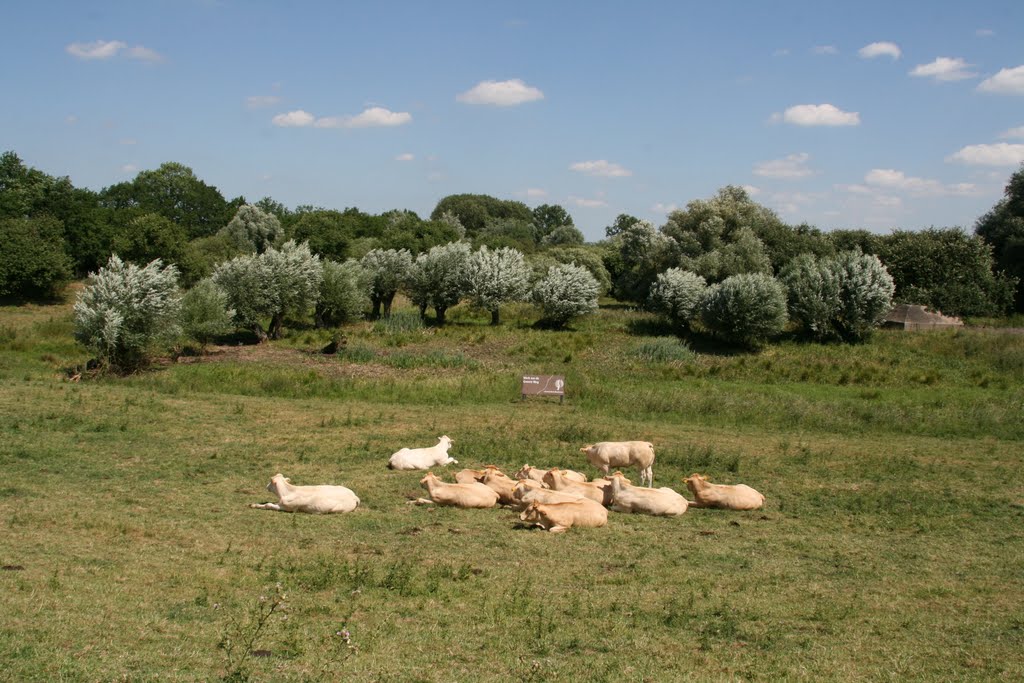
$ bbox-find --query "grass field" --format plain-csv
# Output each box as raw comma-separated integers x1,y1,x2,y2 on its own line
1,295,1023,681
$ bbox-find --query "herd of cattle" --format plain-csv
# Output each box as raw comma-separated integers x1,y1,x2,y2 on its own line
250,435,765,533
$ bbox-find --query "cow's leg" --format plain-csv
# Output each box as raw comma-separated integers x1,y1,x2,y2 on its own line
548,525,569,533
250,502,283,511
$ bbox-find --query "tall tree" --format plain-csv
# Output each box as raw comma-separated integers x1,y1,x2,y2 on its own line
430,194,533,238
975,164,1024,312
532,204,574,243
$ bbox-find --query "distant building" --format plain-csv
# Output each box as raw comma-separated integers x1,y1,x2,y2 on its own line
882,304,963,331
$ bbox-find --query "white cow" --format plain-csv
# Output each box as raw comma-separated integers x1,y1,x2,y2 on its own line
388,435,457,470
607,471,687,517
580,441,655,487
250,474,359,514
684,473,765,510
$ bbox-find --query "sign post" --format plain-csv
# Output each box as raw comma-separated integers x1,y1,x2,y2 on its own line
521,375,565,404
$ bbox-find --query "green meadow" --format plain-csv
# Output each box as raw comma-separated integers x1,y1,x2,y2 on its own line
1,296,1022,682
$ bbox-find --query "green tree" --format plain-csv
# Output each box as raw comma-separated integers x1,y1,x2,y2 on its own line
315,259,370,327
430,194,533,238
99,162,234,239
532,204,574,243
604,213,641,238
648,269,707,330
179,278,235,351
875,228,1015,317
541,224,586,246
0,216,73,299
780,254,842,342
608,220,676,303
975,164,1024,312
832,251,895,342
113,212,189,266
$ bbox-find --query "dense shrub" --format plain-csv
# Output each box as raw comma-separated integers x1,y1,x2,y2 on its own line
466,246,531,325
780,254,841,341
0,216,73,299
316,259,370,326
532,263,600,327
832,251,895,342
73,255,181,370
112,212,189,267
219,204,283,253
179,278,235,350
700,273,787,347
648,268,707,329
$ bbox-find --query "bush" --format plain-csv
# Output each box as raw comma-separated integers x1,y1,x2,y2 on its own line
0,216,72,299
361,248,413,318
780,254,841,341
832,251,895,342
316,259,370,326
648,268,707,329
700,273,787,347
179,278,235,350
633,337,696,363
532,263,600,327
219,204,283,253
73,255,181,370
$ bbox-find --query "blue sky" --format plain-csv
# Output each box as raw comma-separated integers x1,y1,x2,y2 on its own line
2,1,1023,241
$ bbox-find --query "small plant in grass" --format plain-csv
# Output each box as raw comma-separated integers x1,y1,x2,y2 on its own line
217,582,287,682
634,337,696,363
532,263,600,328
73,255,181,371
179,278,235,352
700,272,788,348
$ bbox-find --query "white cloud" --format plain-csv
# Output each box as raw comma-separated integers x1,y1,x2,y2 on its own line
977,65,1024,95
523,188,548,199
66,40,163,62
858,41,901,59
119,138,137,146
67,40,126,59
812,45,838,55
754,152,815,179
456,79,544,106
569,196,608,208
124,45,164,62
773,48,790,57
652,202,679,213
947,143,1024,166
65,115,78,125
272,107,412,129
741,185,761,196
864,168,982,196
774,104,860,127
1000,126,1024,139
395,153,415,161
246,95,281,109
316,107,412,128
569,160,632,177
272,110,315,127
975,28,994,37
909,57,977,82
120,164,138,174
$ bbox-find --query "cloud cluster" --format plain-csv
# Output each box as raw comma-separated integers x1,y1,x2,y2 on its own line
977,65,1024,95
858,42,901,60
272,107,412,129
569,160,632,177
569,196,608,208
947,143,1024,166
754,153,815,179
66,40,163,62
772,104,860,127
456,79,544,106
910,57,977,82
246,95,281,109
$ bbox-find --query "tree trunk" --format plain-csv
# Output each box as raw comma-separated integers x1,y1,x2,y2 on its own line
268,313,284,340
371,298,382,319
418,303,428,319
490,308,500,326
252,323,268,343
383,292,396,318
435,306,447,326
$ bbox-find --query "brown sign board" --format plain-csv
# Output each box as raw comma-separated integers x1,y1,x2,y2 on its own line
521,375,565,402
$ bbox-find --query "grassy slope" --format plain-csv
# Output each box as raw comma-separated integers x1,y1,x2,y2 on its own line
1,297,1022,682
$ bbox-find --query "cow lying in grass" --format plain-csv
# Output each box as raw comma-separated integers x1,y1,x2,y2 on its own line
388,435,457,470
250,474,359,514
607,471,687,516
684,473,765,510
412,472,499,508
519,499,608,533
